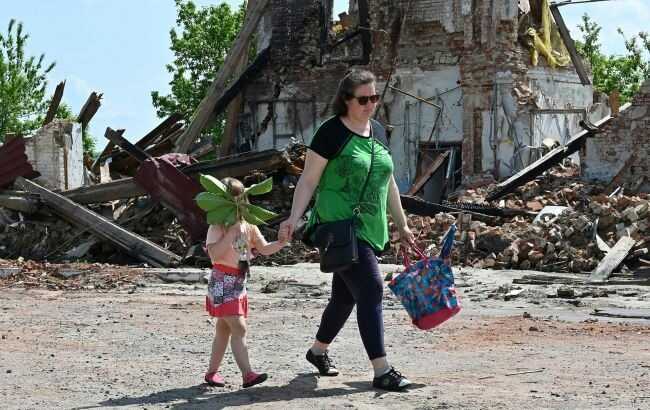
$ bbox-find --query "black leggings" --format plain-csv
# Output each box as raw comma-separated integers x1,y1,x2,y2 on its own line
315,241,386,360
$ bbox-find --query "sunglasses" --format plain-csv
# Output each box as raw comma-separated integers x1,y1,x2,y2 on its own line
351,94,380,105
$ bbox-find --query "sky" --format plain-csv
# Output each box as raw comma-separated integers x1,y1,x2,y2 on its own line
2,0,648,150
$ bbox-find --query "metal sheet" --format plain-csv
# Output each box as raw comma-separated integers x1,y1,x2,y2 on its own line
0,137,39,188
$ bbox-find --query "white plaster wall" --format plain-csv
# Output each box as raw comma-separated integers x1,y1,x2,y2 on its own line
24,120,84,190
384,67,463,190
487,68,594,177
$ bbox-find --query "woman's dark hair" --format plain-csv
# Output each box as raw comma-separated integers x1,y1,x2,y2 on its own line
332,69,376,116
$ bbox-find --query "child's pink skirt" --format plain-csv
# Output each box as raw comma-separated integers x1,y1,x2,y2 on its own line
205,264,249,318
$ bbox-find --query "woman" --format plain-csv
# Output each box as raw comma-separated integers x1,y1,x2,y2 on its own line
278,69,415,391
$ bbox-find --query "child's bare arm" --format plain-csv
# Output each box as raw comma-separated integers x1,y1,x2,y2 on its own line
251,225,288,256
206,223,240,260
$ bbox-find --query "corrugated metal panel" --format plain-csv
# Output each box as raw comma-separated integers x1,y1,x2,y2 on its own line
0,137,40,188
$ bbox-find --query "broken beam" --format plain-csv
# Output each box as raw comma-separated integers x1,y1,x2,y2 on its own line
77,91,103,130
407,151,450,195
63,148,289,205
15,177,180,267
589,236,637,283
0,192,40,214
43,81,66,126
549,5,590,85
104,127,151,163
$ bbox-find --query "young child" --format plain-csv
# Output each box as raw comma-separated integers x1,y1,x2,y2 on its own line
203,177,288,388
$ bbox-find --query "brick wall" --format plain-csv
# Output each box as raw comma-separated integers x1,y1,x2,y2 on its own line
243,0,586,179
582,79,650,190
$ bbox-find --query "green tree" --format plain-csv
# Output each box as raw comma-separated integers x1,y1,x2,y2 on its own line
151,0,245,144
0,19,55,142
576,14,650,102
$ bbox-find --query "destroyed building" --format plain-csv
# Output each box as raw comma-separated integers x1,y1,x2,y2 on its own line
581,79,650,192
233,0,608,201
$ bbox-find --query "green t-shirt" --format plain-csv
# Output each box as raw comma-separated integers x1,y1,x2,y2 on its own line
307,117,393,252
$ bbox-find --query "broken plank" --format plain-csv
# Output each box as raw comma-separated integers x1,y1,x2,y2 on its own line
549,5,590,85
15,177,180,267
0,192,40,214
591,308,650,320
175,0,269,153
43,81,66,126
63,148,288,205
406,151,449,195
62,178,146,204
513,273,586,286
104,127,151,163
589,236,637,283
77,92,103,130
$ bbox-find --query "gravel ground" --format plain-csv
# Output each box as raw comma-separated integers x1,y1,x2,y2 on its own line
1,263,650,409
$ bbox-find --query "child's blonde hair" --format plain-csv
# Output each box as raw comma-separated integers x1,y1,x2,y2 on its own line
222,177,245,197
222,177,251,275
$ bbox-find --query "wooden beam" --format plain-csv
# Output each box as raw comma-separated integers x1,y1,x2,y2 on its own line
549,5,590,85
62,178,146,204
589,236,637,283
0,192,39,214
218,0,254,158
175,0,269,153
209,46,271,127
406,151,449,195
592,308,650,320
15,177,180,267
43,81,66,126
104,127,151,163
63,148,288,204
135,113,183,150
77,92,103,130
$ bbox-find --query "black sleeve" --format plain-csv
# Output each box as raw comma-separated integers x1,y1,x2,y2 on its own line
370,119,391,153
308,117,351,160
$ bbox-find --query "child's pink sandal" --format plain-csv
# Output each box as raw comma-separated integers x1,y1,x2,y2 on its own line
242,371,268,388
204,371,225,387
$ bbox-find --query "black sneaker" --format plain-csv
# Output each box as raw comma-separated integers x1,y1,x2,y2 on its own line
372,367,412,391
306,349,339,376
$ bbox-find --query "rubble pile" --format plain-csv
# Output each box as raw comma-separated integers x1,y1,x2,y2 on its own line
0,258,143,290
388,166,649,273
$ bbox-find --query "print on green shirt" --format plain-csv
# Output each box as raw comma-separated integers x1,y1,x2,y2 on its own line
309,133,393,252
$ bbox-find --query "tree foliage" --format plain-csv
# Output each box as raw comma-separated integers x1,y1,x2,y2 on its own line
151,0,245,143
575,14,650,102
0,19,55,142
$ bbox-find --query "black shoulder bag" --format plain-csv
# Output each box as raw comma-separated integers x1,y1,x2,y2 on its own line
308,130,375,273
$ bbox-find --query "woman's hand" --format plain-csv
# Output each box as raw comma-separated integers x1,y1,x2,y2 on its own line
397,224,416,249
278,218,298,243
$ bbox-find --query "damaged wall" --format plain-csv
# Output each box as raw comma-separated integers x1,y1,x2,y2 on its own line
239,0,597,191
582,79,650,191
24,120,84,190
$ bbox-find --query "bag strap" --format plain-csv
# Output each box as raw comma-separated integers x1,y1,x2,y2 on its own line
353,124,375,217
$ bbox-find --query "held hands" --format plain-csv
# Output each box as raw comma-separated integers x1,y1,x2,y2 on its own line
278,218,297,243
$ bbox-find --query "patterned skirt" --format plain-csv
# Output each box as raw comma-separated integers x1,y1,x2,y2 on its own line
205,264,248,318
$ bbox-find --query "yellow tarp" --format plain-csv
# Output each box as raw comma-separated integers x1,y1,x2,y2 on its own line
523,0,571,68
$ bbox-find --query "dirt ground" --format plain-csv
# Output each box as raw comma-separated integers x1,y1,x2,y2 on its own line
1,263,650,410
